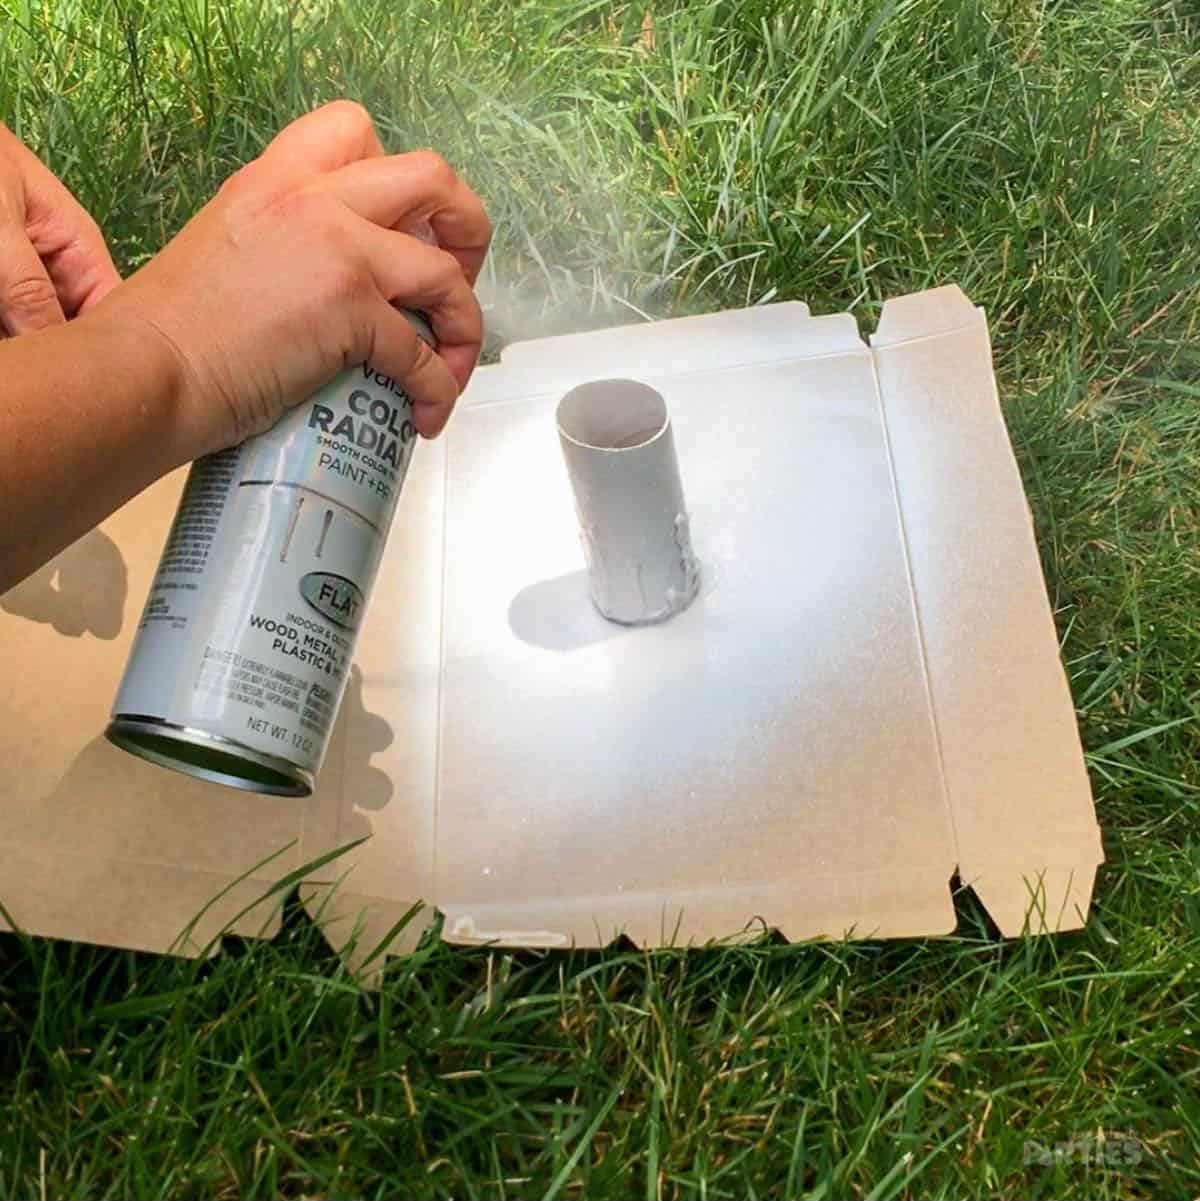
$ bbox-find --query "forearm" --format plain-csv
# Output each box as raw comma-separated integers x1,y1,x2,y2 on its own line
0,307,193,591
0,104,491,596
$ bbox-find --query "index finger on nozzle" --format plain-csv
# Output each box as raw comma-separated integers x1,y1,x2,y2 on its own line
319,152,492,285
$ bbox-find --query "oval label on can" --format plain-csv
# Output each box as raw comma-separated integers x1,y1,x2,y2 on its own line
300,572,364,630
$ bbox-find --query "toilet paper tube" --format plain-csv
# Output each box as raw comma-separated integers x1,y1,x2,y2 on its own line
556,379,700,625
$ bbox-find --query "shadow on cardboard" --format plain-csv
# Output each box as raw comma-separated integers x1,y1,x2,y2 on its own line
508,569,630,652
1,528,127,639
41,665,395,846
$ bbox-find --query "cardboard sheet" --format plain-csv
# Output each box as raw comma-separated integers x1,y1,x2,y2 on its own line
0,286,1103,961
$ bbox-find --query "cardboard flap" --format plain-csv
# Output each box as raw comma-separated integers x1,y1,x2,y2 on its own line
499,301,814,371
440,868,957,949
300,886,434,980
966,863,1098,936
872,297,1103,935
872,284,981,347
476,309,865,408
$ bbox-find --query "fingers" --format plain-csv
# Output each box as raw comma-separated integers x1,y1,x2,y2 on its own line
0,221,65,335
26,178,121,314
349,224,483,395
259,100,385,179
2,126,120,320
44,221,121,315
260,105,492,284
0,128,66,334
364,300,461,438
318,151,492,284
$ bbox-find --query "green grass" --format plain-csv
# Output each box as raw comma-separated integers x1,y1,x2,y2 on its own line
3,0,1200,1196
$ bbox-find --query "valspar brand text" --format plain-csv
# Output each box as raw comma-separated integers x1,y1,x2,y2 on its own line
106,313,431,795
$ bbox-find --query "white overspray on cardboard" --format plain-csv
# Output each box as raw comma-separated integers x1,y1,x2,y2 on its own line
0,286,1103,964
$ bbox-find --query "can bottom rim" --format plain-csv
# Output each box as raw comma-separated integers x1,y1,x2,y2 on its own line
106,716,314,797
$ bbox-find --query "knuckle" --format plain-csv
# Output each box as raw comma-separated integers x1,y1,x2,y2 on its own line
322,98,375,140
324,254,367,306
4,273,57,315
317,209,360,259
430,245,463,281
407,149,456,192
217,162,259,201
269,183,310,215
269,186,331,233
216,164,281,223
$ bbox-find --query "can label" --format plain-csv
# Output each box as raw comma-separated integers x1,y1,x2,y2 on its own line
113,355,422,779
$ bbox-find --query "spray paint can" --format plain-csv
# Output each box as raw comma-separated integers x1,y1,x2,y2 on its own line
105,311,433,796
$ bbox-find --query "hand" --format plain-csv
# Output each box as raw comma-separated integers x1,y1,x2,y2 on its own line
0,123,121,335
101,101,491,453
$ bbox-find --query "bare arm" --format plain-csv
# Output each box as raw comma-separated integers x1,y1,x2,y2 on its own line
0,307,188,589
0,101,491,594
0,118,148,585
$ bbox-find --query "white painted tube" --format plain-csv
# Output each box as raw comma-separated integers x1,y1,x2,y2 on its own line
557,379,700,625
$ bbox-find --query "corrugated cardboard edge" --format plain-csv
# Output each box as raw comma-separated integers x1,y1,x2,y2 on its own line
872,285,1103,935
437,868,957,949
0,841,285,957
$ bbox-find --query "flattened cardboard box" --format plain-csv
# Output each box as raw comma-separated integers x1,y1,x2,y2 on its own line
0,286,1103,963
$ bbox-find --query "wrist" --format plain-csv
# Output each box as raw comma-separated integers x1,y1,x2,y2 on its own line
81,293,212,469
